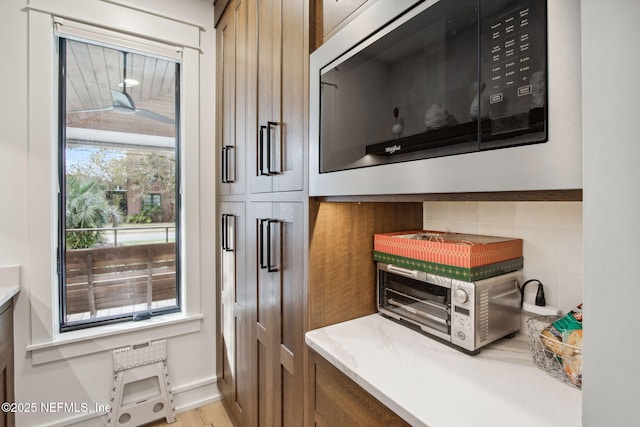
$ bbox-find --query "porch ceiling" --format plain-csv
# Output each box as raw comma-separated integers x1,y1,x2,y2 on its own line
64,40,177,138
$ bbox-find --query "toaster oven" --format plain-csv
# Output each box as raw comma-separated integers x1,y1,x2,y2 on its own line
377,262,522,353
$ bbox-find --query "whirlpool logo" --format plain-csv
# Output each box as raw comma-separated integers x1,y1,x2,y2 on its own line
385,144,401,154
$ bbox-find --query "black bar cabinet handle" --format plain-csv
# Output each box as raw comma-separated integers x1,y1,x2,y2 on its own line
221,146,228,183
228,214,235,252
222,214,234,252
266,121,278,175
221,214,227,250
225,145,234,183
222,145,235,183
259,218,268,269
259,125,268,176
267,219,279,272
258,218,279,272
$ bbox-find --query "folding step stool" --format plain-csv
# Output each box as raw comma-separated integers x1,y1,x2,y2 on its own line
108,339,176,426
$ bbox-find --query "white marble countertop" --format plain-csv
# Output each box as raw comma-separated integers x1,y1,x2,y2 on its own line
0,266,20,307
306,314,582,427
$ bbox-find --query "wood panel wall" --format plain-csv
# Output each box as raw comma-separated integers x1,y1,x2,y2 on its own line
308,200,423,330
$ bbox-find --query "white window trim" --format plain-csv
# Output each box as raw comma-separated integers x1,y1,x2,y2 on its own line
26,313,204,365
53,16,184,61
26,3,204,364
26,0,201,51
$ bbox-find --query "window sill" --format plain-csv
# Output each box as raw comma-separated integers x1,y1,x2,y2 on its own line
27,312,204,365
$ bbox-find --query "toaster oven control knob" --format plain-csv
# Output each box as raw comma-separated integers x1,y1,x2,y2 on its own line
453,289,469,304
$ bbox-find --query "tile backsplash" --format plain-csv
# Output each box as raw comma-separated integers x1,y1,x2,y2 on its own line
423,202,583,314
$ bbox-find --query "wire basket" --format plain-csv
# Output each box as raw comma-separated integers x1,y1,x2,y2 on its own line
527,315,582,389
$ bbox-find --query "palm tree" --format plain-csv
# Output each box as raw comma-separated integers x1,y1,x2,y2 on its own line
65,175,122,249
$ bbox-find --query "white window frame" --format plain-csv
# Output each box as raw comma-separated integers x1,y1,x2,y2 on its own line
25,1,204,365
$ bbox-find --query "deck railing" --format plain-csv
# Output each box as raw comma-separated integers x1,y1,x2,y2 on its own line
66,225,175,247
65,242,176,317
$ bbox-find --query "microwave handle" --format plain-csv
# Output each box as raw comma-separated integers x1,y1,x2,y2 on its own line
387,264,420,279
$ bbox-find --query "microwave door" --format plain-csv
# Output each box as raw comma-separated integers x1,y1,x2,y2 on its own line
319,0,480,173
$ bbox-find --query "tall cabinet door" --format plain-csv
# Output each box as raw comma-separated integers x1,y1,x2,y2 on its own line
219,202,251,425
217,0,250,196
252,201,304,427
273,202,305,427
250,0,306,194
276,0,306,193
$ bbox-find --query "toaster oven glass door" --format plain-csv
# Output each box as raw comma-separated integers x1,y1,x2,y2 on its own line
378,269,451,335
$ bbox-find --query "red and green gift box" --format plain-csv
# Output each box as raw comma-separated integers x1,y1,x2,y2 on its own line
373,230,523,281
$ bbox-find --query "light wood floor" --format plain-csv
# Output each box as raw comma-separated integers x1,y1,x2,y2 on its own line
142,400,234,427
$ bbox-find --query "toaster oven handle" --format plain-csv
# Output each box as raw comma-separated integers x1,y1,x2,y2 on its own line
387,264,420,279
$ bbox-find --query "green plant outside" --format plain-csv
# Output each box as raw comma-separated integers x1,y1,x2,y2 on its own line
66,175,122,249
126,204,162,224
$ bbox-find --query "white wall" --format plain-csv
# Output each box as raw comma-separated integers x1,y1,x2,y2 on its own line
423,201,583,314
582,0,640,425
0,0,217,426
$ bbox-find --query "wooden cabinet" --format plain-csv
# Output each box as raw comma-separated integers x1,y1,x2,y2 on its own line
218,0,306,196
216,0,250,196
218,200,305,427
216,1,308,426
0,300,14,427
250,202,304,427
309,350,409,427
214,0,231,27
218,202,251,426
250,0,306,194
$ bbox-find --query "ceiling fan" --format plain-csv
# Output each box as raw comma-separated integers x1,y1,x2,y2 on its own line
68,51,174,125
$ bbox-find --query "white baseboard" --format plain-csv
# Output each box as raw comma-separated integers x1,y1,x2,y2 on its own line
172,375,222,413
40,376,221,427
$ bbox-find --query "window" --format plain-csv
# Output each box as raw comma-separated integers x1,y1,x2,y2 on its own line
58,37,181,331
143,193,162,207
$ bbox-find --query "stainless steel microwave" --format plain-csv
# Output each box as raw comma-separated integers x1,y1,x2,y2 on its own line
317,0,547,173
309,0,581,196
